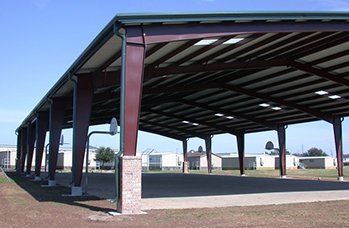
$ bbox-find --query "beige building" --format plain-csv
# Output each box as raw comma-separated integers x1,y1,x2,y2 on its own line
221,154,275,170
188,152,222,170
274,155,299,170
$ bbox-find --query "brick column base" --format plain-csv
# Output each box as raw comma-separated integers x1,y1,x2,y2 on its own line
182,161,189,174
117,156,142,214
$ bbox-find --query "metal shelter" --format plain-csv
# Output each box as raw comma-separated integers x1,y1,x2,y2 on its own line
15,12,349,213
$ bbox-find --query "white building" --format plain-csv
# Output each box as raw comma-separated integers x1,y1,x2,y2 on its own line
141,152,183,171
0,145,17,169
57,147,100,170
0,145,111,171
274,155,299,170
344,154,349,166
221,153,275,170
299,156,337,169
188,152,222,170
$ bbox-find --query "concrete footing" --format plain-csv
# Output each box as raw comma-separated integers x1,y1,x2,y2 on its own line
48,180,56,186
41,180,57,188
117,156,142,214
71,186,83,196
338,176,344,182
281,175,287,179
25,174,31,178
34,176,42,181
240,174,246,177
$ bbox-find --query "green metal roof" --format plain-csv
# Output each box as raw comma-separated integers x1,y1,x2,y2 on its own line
114,11,349,24
16,11,349,132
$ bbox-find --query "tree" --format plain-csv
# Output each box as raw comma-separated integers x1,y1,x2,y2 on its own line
302,147,328,157
94,147,115,169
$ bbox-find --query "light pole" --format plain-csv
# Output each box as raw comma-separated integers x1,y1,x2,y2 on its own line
85,118,118,195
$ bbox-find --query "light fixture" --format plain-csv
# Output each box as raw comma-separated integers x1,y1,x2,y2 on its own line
329,95,341,99
315,90,328,95
223,38,244,44
226,116,234,119
182,120,190,124
259,103,270,107
192,123,199,126
215,113,224,117
194,39,218,46
272,107,282,111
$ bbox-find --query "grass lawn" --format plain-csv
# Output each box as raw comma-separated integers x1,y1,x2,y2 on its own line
145,166,349,181
1,171,349,227
0,170,12,183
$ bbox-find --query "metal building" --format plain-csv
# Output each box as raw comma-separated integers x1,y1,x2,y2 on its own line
16,12,349,213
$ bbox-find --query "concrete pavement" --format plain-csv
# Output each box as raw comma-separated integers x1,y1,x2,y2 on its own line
55,172,349,210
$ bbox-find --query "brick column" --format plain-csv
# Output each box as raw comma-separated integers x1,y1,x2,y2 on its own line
117,156,142,214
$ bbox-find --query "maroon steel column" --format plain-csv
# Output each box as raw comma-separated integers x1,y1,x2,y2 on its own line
236,132,245,176
20,126,28,173
123,28,146,156
16,130,22,172
26,122,36,175
72,75,93,187
116,27,145,213
182,139,189,173
48,98,65,181
205,136,212,173
333,117,344,180
34,112,49,178
277,125,287,178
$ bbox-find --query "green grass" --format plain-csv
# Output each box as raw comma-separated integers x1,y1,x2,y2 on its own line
0,172,12,183
144,167,349,180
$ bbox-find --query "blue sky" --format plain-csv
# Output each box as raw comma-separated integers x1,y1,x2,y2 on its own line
1,0,349,154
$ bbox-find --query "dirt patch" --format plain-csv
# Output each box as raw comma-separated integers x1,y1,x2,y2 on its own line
1,172,349,228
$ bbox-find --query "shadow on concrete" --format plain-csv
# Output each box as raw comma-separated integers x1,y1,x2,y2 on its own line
9,171,349,201
142,173,349,198
5,171,115,212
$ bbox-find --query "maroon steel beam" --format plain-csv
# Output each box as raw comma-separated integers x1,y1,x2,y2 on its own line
204,135,212,173
333,117,344,179
183,139,188,163
72,75,93,186
222,84,334,123
20,127,28,173
145,59,286,78
148,40,198,68
130,21,349,44
288,60,349,88
140,127,185,141
277,124,287,177
148,108,240,135
179,99,278,130
141,119,203,138
123,27,146,156
48,98,65,181
236,132,245,176
169,36,239,67
26,122,36,175
16,130,22,172
84,59,283,89
34,112,49,177
146,42,168,58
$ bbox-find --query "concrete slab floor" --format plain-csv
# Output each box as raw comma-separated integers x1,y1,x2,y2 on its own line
54,172,349,210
